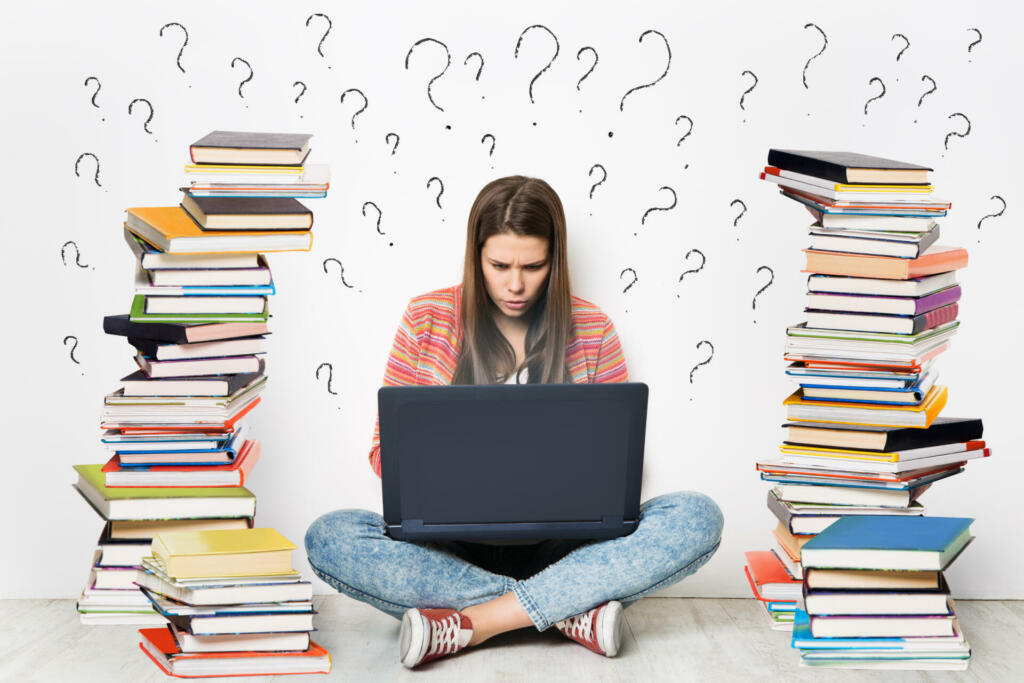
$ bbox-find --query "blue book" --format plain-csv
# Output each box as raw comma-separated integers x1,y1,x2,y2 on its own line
800,516,973,571
791,609,966,650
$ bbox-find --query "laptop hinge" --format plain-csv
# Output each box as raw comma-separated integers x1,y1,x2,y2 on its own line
602,515,623,526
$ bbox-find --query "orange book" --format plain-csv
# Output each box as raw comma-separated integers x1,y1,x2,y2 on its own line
125,207,313,254
803,246,967,280
783,386,947,429
139,627,331,677
744,550,801,602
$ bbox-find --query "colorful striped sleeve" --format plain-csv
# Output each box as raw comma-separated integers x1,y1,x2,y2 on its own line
594,316,629,383
368,301,422,477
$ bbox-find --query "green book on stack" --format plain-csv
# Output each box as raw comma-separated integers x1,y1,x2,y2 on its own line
128,295,270,323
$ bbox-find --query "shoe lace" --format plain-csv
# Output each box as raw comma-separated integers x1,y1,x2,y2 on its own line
559,609,595,643
428,613,464,656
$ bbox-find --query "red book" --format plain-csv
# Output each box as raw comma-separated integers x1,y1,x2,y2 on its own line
139,627,331,678
744,550,801,602
102,440,260,488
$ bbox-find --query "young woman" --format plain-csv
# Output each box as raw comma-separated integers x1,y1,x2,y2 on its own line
305,176,724,669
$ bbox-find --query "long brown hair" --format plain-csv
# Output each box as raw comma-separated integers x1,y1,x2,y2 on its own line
452,176,573,384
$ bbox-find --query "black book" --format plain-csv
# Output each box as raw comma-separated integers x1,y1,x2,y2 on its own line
104,314,269,344
766,149,932,185
783,417,983,452
190,130,312,165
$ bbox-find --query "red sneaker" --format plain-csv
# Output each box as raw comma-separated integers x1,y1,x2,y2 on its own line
554,600,623,657
399,608,474,669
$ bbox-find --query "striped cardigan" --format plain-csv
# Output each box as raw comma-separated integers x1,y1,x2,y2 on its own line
368,284,629,476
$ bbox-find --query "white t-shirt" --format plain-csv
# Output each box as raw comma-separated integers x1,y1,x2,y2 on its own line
503,366,528,384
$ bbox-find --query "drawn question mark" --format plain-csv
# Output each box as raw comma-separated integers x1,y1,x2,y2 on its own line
915,75,937,123
891,33,910,65
293,81,307,103
315,362,339,396
405,38,451,114
620,267,638,294
863,77,886,116
340,88,368,133
675,115,694,170
638,186,677,235
689,340,714,385
385,132,400,157
64,335,83,375
305,13,332,67
427,177,445,221
230,57,253,104
966,28,982,61
362,201,390,247
976,195,1006,244
943,113,971,152
514,24,559,118
730,199,747,241
620,30,671,112
74,153,101,187
481,134,496,168
575,46,598,112
61,240,90,269
464,52,485,100
739,70,757,119
128,98,155,137
802,23,828,91
322,258,357,290
677,249,706,298
752,266,774,323
84,76,104,120
158,22,188,77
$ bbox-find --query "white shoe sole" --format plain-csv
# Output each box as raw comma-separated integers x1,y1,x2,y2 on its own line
399,609,429,668
595,600,623,657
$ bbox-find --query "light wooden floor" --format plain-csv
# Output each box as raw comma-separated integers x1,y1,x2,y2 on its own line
1,598,1021,681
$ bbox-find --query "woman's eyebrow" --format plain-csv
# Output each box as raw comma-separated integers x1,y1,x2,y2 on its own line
488,257,547,266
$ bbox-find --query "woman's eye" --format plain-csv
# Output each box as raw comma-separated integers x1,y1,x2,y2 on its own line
492,263,508,270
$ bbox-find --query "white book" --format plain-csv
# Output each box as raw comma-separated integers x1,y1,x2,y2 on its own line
185,163,331,185
170,622,310,653
149,267,273,287
772,484,915,507
135,352,261,378
817,214,940,232
809,614,956,638
124,228,257,269
144,296,267,314
806,290,958,316
807,272,958,297
770,543,803,580
805,591,951,616
135,267,274,294
778,446,988,475
138,337,267,361
808,234,931,258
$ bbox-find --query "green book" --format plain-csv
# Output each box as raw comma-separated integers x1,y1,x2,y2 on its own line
129,295,270,323
73,464,256,521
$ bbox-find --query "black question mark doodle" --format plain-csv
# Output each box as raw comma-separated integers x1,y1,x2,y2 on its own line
230,57,253,102
802,23,828,90
427,177,445,215
385,132,400,156
752,265,775,323
675,115,694,169
61,240,90,269
293,81,307,103
63,335,82,372
620,267,638,294
587,164,607,217
481,134,496,161
915,75,937,123
127,98,155,135
689,340,714,385
966,28,982,61
84,76,104,120
575,46,598,113
637,187,677,236
677,249,706,298
976,195,1006,244
620,30,671,112
315,362,338,395
739,70,757,119
74,152,101,187
362,201,390,246
405,38,451,114
943,113,971,152
158,22,188,75
340,88,368,132
322,258,357,289
891,33,910,63
863,77,886,116
464,52,485,100
730,199,747,241
305,13,332,67
514,24,560,114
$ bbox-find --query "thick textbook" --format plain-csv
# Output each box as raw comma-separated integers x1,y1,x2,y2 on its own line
783,418,983,452
767,149,932,184
800,516,974,570
152,527,296,579
804,246,967,280
189,130,313,165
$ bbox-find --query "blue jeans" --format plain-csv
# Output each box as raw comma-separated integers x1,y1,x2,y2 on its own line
304,491,723,631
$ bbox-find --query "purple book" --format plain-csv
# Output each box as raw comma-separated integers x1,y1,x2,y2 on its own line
806,285,961,316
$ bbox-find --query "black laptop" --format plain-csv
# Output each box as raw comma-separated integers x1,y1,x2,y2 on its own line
379,383,648,542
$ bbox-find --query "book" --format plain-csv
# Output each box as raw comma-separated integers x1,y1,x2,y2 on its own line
158,607,315,636
103,439,260,488
787,364,927,389
809,613,955,638
804,568,940,591
783,385,947,428
807,226,940,258
181,195,313,231
766,489,924,535
125,207,312,254
107,517,254,541
120,362,264,397
806,286,960,316
811,212,939,232
791,607,966,649
184,162,329,186
129,294,268,323
147,264,272,287
764,166,932,193
804,246,968,280
124,229,258,269
169,621,311,653
800,516,974,571
135,564,312,606
799,371,936,404
127,336,266,361
762,171,935,203
804,585,951,616
783,418,983,452
766,149,932,184
771,482,927,507
142,295,268,315
134,267,275,296
781,188,949,215
807,272,958,297
104,314,269,344
135,352,262,379
73,464,256,520
139,627,331,677
805,303,958,335
744,550,802,601
100,395,261,430
777,445,988,475
151,527,296,579
189,131,313,165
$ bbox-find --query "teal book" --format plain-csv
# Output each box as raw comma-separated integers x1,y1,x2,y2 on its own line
800,516,973,571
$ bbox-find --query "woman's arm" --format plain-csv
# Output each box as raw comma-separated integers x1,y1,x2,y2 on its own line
368,301,422,477
594,316,629,383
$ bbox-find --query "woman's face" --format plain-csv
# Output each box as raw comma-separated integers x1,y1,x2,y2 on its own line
480,233,551,322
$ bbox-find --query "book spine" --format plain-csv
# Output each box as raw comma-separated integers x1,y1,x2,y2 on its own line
767,150,849,183
914,286,962,314
922,303,959,332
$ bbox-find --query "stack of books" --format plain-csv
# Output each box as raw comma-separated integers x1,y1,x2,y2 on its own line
136,528,331,677
73,131,328,625
743,150,988,668
793,515,974,670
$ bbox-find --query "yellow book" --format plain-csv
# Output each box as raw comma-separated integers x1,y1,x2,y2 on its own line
782,385,947,429
779,444,904,463
125,207,312,254
152,527,297,579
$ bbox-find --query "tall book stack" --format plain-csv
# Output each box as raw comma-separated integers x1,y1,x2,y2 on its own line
73,131,328,625
136,528,331,676
743,149,989,670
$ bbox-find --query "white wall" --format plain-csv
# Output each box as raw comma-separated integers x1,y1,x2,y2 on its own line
2,0,1021,599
